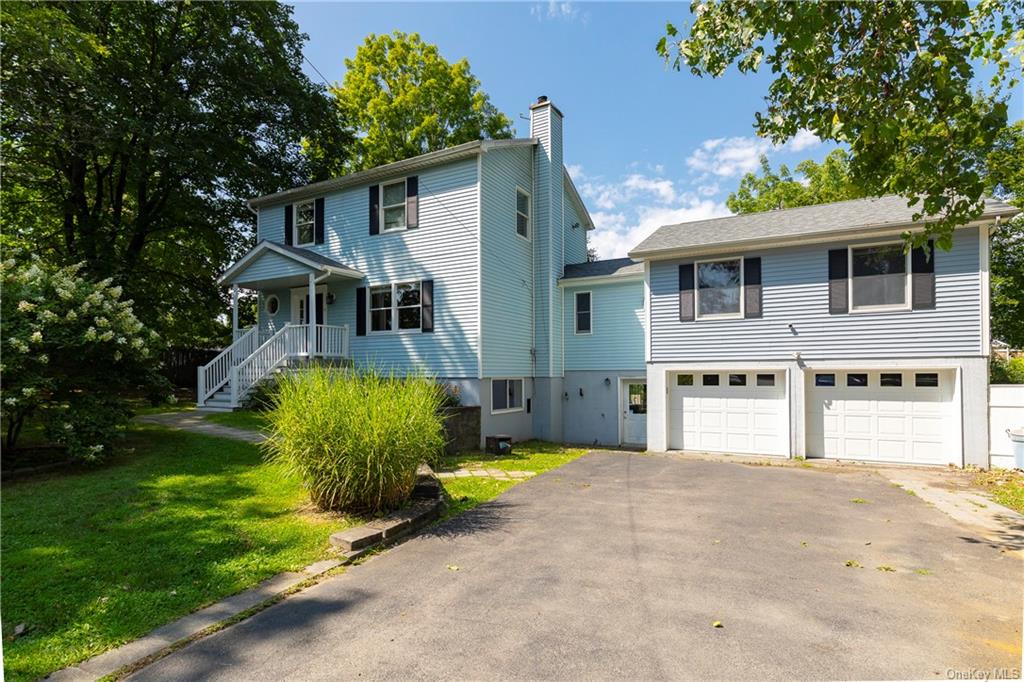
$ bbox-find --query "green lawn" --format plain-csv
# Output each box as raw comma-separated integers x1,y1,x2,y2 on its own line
203,409,269,432
438,441,587,517
1,424,358,681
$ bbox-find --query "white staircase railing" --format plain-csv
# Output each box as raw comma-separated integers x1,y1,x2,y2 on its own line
197,327,258,406
228,324,349,408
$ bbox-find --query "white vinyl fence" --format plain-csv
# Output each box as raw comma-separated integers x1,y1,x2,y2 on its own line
990,384,1024,469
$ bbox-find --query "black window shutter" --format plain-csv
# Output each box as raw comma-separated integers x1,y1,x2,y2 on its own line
355,287,366,336
421,279,434,332
314,197,325,245
369,186,380,235
827,249,848,315
911,239,936,310
744,257,763,319
406,176,419,229
679,263,695,322
284,204,293,245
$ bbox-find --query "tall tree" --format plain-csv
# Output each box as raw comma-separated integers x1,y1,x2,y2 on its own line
0,2,350,346
658,1,1023,249
984,121,1024,347
727,149,867,214
309,31,513,175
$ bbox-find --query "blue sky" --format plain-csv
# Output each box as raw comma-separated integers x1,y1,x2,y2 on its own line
291,1,1024,259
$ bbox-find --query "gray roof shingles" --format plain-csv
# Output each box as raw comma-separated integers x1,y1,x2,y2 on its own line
629,195,1019,258
562,258,644,281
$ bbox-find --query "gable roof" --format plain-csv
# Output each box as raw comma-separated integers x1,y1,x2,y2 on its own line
561,257,643,282
249,138,538,209
219,241,364,286
563,168,594,230
629,195,1020,259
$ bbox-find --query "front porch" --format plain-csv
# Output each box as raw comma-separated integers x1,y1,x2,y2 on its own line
197,241,364,410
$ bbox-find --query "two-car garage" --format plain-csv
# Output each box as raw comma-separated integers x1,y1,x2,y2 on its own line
663,367,961,466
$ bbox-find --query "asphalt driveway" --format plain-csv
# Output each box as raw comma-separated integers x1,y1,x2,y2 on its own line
133,452,1022,681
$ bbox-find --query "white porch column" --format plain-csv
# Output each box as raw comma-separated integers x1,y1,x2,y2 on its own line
231,284,239,340
307,271,316,356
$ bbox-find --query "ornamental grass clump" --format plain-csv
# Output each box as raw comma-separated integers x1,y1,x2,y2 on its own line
263,365,447,513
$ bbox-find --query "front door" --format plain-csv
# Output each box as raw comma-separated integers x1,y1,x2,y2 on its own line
622,381,647,445
290,288,325,351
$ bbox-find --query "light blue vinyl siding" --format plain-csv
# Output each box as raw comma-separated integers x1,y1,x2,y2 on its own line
563,280,645,370
649,227,984,361
258,204,285,243
531,106,563,378
480,146,533,377
257,158,480,377
233,251,309,285
563,193,589,267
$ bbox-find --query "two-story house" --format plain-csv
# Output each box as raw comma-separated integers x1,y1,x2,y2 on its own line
200,95,1017,468
204,96,608,445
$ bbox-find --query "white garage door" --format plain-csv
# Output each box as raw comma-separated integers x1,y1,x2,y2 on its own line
805,369,959,465
669,371,788,456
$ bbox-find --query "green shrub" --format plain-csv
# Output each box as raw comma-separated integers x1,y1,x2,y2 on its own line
262,365,447,513
990,356,1024,384
1,255,169,461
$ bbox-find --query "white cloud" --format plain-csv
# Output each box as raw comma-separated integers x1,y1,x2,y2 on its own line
685,129,824,179
685,136,771,177
530,1,589,23
786,128,822,152
589,199,732,259
565,163,584,181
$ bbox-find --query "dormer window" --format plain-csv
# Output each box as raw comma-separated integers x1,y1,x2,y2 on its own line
294,201,315,246
381,180,407,231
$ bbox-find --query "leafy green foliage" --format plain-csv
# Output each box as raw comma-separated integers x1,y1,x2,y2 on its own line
0,425,355,682
0,2,346,347
659,1,1023,248
985,122,1024,347
990,357,1024,384
1,256,168,459
308,31,513,175
727,149,867,214
263,366,447,512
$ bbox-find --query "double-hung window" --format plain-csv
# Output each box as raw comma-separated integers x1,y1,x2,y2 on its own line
381,180,408,231
492,378,524,413
849,243,909,311
369,281,421,332
696,258,743,318
516,188,530,239
294,200,315,246
575,291,591,334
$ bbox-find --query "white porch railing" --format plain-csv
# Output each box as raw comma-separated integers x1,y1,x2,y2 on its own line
197,323,349,408
197,327,259,405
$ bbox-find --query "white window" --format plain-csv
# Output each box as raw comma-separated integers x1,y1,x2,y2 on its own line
516,188,530,239
294,200,315,246
491,378,524,413
575,291,591,334
696,258,743,319
369,281,421,333
264,295,280,316
381,179,407,232
849,243,909,311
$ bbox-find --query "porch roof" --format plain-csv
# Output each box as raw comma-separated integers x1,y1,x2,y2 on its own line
219,241,364,289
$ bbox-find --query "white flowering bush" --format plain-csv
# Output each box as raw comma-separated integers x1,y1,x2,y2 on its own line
1,256,169,461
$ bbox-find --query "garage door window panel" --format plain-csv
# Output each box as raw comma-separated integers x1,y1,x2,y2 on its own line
756,373,775,387
850,244,910,311
880,373,903,387
729,374,747,386
677,374,694,386
815,373,836,387
915,373,939,388
696,258,743,319
702,374,720,386
847,373,868,387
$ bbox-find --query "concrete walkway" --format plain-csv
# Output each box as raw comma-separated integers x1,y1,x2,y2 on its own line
136,411,264,443
130,452,1022,681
